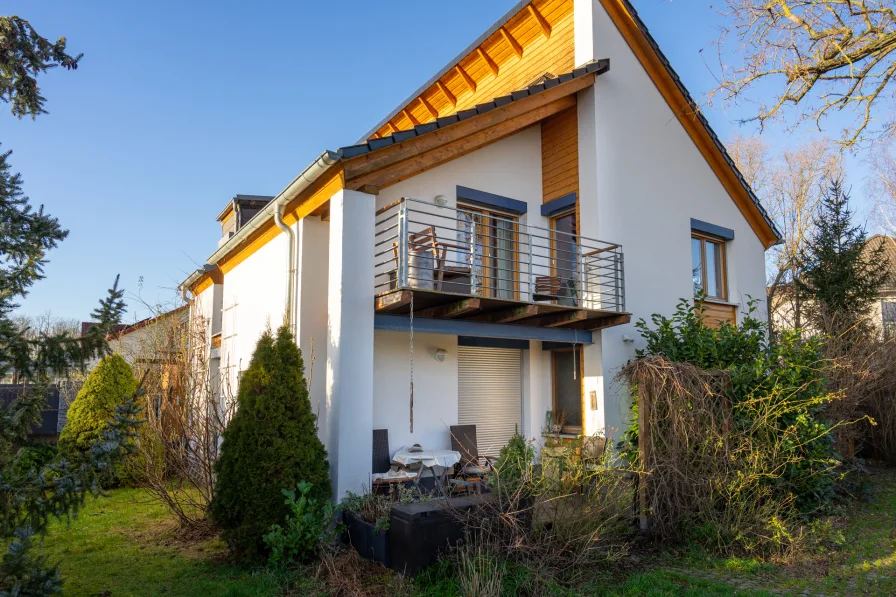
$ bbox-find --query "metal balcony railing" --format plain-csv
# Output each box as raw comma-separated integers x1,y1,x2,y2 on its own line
374,197,625,312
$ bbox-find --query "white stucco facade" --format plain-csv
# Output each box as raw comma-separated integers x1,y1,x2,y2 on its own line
185,0,774,500
574,0,770,436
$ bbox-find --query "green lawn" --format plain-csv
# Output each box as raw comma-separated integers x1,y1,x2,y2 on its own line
33,469,896,596
34,489,313,597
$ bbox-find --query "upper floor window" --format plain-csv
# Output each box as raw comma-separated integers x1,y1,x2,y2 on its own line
551,210,578,306
691,233,727,300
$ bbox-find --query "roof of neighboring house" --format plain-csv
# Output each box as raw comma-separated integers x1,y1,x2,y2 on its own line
80,322,128,337
339,60,610,159
868,235,896,291
104,305,189,341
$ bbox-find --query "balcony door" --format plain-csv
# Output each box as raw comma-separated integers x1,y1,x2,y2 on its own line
551,210,579,306
456,204,518,299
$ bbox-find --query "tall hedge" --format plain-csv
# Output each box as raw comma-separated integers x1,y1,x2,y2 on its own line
59,353,139,483
210,324,330,561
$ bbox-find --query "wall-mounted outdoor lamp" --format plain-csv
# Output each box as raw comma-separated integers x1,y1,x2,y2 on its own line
434,194,448,207
434,348,448,362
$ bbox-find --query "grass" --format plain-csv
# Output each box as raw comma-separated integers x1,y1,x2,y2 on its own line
33,488,313,597
664,466,896,596
33,466,896,596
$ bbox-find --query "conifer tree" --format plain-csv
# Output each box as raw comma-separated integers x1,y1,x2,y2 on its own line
0,15,141,595
211,324,330,561
59,354,140,483
797,179,891,334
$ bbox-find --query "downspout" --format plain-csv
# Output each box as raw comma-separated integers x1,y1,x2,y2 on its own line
273,204,297,337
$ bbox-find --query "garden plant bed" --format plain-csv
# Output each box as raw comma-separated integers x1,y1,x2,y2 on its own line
343,510,391,567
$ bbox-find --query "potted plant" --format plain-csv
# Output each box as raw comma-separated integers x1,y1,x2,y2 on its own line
340,488,393,566
340,484,427,567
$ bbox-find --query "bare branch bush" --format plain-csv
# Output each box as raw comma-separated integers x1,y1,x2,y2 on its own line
617,356,845,557
123,303,235,536
448,439,636,588
708,1,896,148
815,310,896,460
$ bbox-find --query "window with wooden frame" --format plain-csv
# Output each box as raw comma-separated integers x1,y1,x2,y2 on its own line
456,203,519,300
691,232,727,301
551,346,583,433
550,209,579,306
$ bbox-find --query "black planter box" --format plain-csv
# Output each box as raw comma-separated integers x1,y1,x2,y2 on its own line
389,496,479,576
343,511,391,567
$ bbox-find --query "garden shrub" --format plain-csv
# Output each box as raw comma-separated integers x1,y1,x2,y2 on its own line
263,481,340,567
10,443,57,483
58,353,140,485
617,299,841,554
492,427,535,495
210,324,330,562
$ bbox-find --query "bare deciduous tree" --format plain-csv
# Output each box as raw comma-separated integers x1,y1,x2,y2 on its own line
123,302,234,536
709,1,896,148
869,138,896,234
728,135,840,330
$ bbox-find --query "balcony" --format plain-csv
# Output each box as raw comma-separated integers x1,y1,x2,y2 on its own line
373,197,629,331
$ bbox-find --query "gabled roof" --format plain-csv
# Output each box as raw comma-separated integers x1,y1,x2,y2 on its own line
185,0,783,292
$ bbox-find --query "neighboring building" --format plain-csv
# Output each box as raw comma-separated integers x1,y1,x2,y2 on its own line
769,235,896,337
180,0,780,498
82,305,189,371
868,235,896,339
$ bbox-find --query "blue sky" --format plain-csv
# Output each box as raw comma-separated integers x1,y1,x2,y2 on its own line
5,0,877,322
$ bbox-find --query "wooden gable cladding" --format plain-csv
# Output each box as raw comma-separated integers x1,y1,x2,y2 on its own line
541,106,578,203
370,0,574,139
344,72,596,191
699,301,737,329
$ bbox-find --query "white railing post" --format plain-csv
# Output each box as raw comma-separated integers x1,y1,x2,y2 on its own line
527,231,534,301
615,252,623,312
469,219,478,295
577,243,586,309
398,199,409,288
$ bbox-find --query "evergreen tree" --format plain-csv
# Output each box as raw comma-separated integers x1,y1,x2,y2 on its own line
59,354,140,483
211,325,330,561
797,179,891,334
0,16,141,595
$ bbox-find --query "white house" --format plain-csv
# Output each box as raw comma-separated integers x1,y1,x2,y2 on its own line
180,0,780,499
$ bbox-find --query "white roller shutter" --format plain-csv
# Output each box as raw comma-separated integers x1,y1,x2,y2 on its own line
457,346,522,457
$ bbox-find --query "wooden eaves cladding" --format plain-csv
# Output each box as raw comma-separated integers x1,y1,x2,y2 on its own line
368,0,574,140
341,67,603,191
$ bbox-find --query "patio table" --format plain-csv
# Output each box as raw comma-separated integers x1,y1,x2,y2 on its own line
392,447,461,469
392,447,461,495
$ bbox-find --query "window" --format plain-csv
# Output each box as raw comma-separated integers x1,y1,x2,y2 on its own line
551,210,579,306
456,204,518,299
883,301,896,339
551,346,583,433
691,233,727,300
